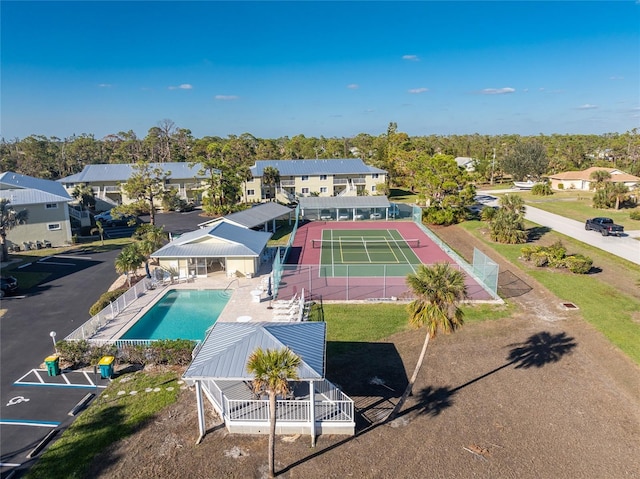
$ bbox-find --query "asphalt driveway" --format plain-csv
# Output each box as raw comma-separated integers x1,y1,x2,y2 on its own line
0,248,120,477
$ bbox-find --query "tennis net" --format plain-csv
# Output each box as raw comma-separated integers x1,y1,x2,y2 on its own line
311,238,420,249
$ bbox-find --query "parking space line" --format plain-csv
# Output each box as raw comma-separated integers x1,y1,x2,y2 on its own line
13,369,107,389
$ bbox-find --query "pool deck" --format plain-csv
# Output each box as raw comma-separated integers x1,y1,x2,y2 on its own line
90,263,288,342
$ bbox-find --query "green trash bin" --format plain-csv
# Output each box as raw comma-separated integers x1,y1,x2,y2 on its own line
98,356,115,379
45,355,60,376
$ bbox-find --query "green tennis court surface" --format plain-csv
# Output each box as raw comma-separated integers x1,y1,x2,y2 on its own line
316,229,422,277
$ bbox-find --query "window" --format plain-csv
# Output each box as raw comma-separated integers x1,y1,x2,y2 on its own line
247,189,255,196
372,173,379,179
301,175,309,181
320,187,327,193
47,223,61,231
371,185,377,192
320,175,327,180
301,188,309,194
45,203,58,209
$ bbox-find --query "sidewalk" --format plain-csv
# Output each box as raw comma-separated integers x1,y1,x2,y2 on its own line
90,262,284,342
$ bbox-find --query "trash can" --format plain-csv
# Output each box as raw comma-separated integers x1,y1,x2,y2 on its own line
98,356,115,379
45,355,60,376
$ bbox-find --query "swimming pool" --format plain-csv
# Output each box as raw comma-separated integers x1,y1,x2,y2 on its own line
121,289,231,341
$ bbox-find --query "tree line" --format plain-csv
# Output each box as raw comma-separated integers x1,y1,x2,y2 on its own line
2,120,639,187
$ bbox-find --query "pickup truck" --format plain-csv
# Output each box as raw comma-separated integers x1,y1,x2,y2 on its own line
584,217,624,236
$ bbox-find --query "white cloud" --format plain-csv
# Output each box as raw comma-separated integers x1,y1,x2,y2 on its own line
609,76,624,80
347,83,359,90
481,87,516,95
215,95,239,101
408,87,428,94
98,83,112,88
577,104,598,110
168,84,193,90
402,54,420,61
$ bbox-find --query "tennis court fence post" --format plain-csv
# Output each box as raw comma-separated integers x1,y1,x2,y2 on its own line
346,265,349,301
383,264,386,298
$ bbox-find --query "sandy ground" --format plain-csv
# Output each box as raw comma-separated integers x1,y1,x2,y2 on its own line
85,224,640,479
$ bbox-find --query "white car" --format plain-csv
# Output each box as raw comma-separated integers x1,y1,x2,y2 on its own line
369,212,382,219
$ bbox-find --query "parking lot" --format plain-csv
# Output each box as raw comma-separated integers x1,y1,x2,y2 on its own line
0,210,206,477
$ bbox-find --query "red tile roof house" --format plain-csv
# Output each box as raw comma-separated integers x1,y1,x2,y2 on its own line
548,167,640,191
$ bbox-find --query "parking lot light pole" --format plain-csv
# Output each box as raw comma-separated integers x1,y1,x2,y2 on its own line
49,331,57,354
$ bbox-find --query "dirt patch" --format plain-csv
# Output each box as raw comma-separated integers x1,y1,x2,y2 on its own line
86,224,640,479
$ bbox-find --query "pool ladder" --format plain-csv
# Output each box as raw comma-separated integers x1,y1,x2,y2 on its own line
224,278,239,292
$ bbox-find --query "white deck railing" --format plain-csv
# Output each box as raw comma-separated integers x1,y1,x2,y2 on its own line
65,279,154,341
203,378,354,425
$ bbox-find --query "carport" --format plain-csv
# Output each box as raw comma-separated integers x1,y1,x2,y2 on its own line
198,202,294,233
298,196,395,221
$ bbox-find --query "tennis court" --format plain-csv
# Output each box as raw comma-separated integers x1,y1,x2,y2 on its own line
315,229,422,277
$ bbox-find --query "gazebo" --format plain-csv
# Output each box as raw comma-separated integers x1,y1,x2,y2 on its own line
183,321,355,445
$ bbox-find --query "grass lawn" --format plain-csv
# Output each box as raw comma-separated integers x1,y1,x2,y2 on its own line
459,220,640,365
490,189,640,230
25,370,181,479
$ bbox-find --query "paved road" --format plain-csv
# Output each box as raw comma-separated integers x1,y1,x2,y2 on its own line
477,190,639,265
524,206,639,265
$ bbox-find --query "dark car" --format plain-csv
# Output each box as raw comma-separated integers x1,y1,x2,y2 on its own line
94,210,136,227
1,275,18,297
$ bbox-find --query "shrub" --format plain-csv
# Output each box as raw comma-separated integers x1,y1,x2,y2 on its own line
546,240,567,268
56,340,91,366
531,182,553,196
630,210,640,221
531,251,549,267
89,288,127,316
520,245,543,261
55,340,116,368
118,344,148,365
565,254,593,274
148,339,196,366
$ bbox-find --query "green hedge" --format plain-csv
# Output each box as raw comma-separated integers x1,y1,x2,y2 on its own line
89,288,127,316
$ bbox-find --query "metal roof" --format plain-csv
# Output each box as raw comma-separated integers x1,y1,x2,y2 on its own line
218,203,294,229
0,172,72,201
183,322,326,380
250,159,386,177
0,188,71,206
151,221,272,259
57,162,209,184
298,196,390,209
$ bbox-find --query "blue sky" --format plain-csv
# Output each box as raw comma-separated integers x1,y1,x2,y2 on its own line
1,1,638,140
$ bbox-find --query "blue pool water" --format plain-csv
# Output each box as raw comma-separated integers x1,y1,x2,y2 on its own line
121,289,231,341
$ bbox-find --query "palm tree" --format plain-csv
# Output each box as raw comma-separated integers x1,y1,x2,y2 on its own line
114,243,145,287
0,199,28,262
489,194,528,244
262,166,280,201
134,224,167,277
71,183,96,210
608,182,630,210
589,169,612,191
387,263,467,421
246,347,301,479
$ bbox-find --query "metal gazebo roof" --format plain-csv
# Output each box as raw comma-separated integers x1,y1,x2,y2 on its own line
183,322,326,381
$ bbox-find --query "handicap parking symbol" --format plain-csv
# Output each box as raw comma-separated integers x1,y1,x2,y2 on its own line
6,396,30,406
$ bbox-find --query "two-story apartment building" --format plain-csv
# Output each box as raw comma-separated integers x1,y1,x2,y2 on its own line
0,172,73,249
58,162,208,209
245,159,387,203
